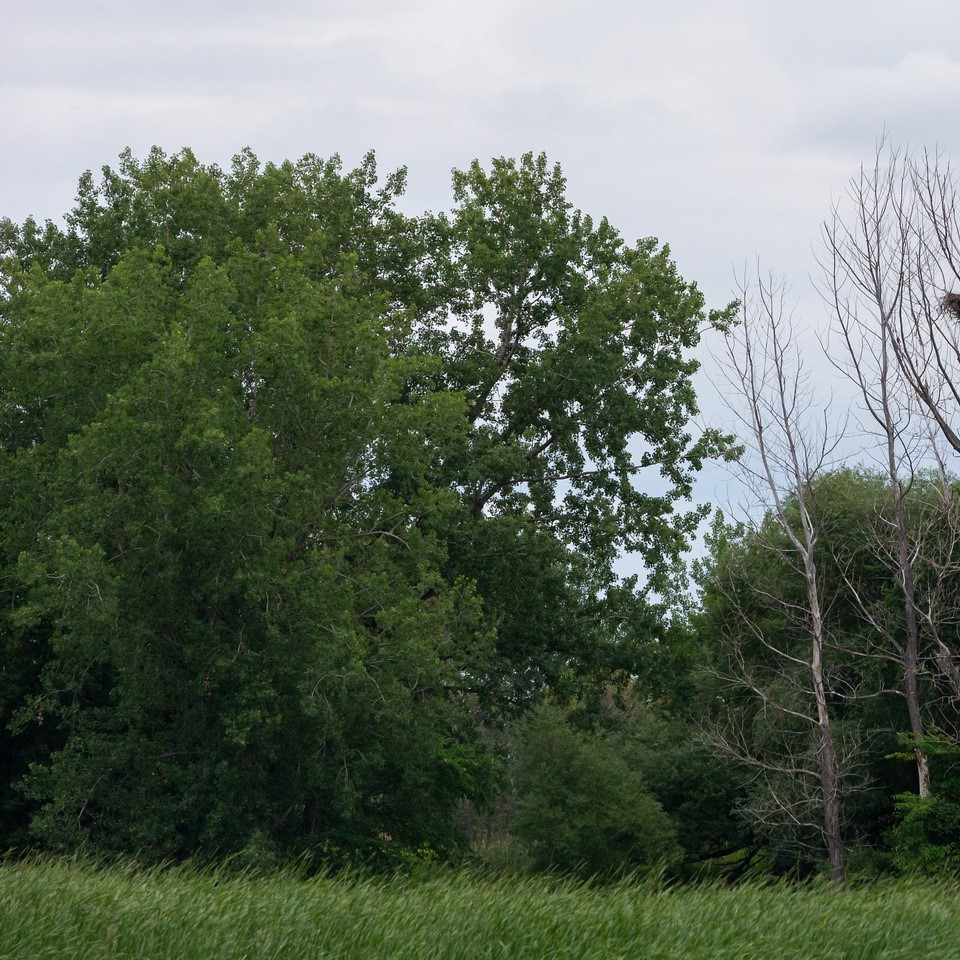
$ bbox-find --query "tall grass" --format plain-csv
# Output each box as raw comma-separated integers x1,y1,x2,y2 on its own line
1,858,959,959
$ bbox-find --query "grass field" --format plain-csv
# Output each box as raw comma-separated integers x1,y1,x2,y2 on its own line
1,859,960,959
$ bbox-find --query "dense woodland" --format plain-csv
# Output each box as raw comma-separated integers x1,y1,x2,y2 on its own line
1,146,960,882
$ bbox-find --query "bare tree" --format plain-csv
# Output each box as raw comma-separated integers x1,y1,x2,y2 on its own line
822,142,960,758
888,148,960,453
897,151,960,716
821,143,931,797
714,268,849,881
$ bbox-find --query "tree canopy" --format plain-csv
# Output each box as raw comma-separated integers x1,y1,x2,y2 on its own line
0,147,728,864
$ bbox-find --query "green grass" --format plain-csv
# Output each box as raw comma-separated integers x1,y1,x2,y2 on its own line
1,859,960,959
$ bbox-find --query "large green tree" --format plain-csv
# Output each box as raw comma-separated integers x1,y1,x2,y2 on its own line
0,148,728,863
421,153,734,709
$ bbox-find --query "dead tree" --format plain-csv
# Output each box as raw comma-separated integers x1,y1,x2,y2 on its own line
888,148,960,453
822,143,960,748
820,143,931,797
715,269,849,881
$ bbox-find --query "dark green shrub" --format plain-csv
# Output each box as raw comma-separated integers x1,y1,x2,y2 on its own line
891,735,960,875
509,706,680,877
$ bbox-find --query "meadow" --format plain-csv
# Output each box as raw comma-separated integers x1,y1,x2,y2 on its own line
1,859,959,959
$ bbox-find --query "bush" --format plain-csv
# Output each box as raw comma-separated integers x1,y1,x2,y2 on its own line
508,706,680,877
890,735,960,875
892,793,960,874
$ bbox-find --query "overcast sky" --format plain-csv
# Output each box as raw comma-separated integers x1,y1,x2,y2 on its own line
6,0,960,540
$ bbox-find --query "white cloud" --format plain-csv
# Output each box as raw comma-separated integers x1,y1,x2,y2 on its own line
790,50,960,149
2,4,959,354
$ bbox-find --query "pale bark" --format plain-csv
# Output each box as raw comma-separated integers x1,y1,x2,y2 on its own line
821,150,931,796
718,269,847,880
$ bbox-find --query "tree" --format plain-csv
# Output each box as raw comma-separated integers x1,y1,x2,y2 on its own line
421,153,735,709
822,149,932,797
879,147,960,455
820,142,960,796
0,148,728,864
711,270,850,880
699,466,960,873
0,151,489,860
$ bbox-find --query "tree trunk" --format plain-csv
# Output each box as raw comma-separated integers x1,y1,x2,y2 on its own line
807,561,846,881
896,498,931,798
883,347,931,798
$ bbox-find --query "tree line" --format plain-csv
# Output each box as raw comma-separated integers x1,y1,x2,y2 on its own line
707,143,960,880
1,144,959,880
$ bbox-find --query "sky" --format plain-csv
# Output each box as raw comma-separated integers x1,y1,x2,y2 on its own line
6,0,960,543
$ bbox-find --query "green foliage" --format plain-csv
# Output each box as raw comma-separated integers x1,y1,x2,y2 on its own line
422,152,736,710
604,704,751,870
891,734,960,874
0,151,486,861
0,147,725,869
508,706,680,877
695,468,960,876
892,793,960,874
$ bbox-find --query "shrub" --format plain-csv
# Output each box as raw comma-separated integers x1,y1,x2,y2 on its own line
508,706,680,877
